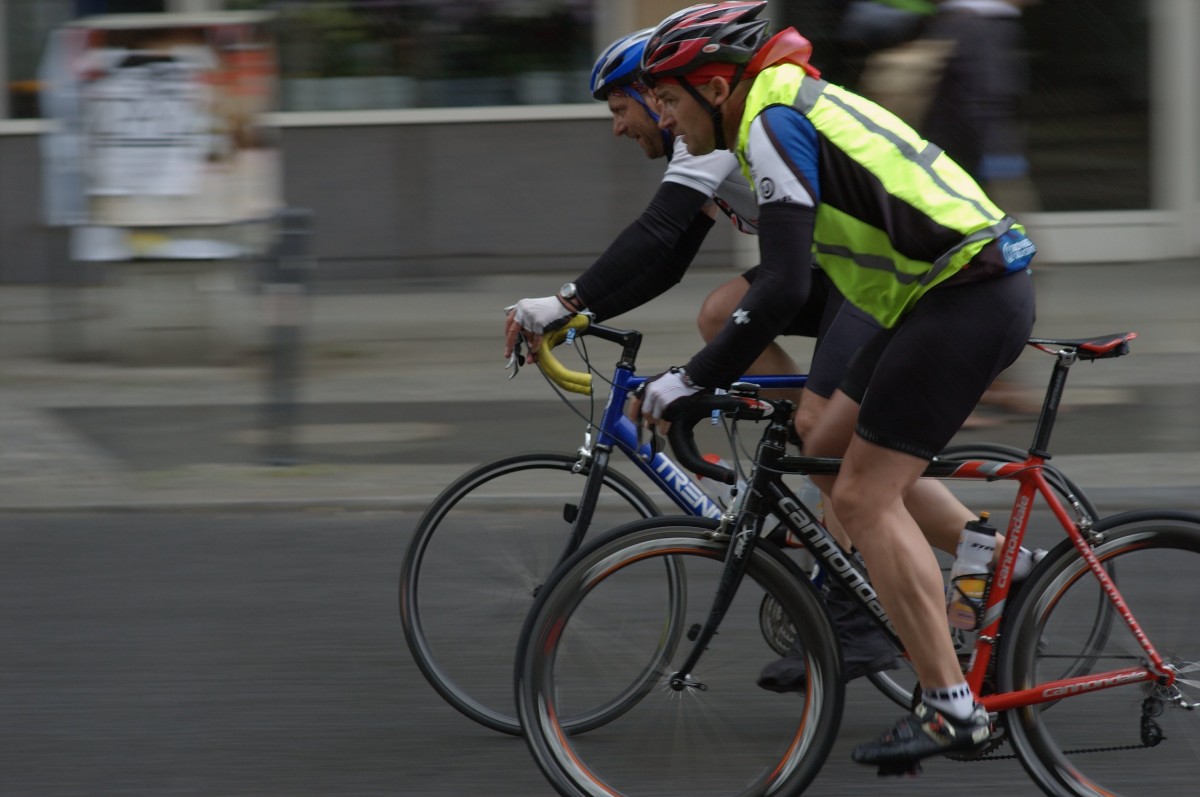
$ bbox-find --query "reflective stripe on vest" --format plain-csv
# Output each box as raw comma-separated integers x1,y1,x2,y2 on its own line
736,63,1021,328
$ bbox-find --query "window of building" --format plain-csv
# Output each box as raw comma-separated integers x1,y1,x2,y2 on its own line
778,0,1151,212
3,0,1155,213
232,0,597,111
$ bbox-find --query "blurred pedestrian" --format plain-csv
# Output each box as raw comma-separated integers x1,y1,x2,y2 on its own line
859,0,1043,421
926,1,1043,418
826,0,936,88
921,0,1039,207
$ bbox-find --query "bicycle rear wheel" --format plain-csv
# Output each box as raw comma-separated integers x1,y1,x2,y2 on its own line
516,517,844,797
999,511,1200,796
400,452,659,735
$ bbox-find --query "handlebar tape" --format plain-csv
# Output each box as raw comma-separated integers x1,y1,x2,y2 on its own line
665,394,745,485
538,315,593,395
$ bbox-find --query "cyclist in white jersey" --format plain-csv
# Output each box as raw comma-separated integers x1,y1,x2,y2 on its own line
503,27,902,688
503,28,849,411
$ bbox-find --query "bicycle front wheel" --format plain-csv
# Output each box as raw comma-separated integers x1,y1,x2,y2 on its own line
400,452,659,735
999,510,1200,797
517,517,844,797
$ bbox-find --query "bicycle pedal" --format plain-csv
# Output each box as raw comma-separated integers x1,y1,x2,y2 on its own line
876,760,923,778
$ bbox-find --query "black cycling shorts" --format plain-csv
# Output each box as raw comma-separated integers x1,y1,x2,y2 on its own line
807,301,881,399
741,265,857,398
839,268,1036,460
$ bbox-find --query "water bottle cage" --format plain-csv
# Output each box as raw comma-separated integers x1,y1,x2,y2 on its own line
948,573,993,630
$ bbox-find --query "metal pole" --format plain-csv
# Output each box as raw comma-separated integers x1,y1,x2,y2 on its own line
262,208,314,466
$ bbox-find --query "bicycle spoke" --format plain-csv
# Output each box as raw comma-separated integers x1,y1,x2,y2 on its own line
1001,514,1200,796
517,519,843,797
400,454,657,735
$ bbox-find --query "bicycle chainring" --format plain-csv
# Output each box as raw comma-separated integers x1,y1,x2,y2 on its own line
758,593,796,657
948,712,1009,761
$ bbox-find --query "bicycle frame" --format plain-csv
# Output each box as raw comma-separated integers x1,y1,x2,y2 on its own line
976,462,1170,712
595,369,806,517
669,340,1176,716
554,322,806,561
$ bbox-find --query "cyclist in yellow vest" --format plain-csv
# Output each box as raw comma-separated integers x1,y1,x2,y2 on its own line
638,1,1036,771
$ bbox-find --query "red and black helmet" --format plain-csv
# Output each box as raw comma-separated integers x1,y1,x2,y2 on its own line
641,2,770,82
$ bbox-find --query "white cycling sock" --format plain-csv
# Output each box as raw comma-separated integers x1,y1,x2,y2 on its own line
923,682,976,720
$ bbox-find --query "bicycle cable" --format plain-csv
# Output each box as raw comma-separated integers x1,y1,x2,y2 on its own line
721,413,752,486
535,335,598,433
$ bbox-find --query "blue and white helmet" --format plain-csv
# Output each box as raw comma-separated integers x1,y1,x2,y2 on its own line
590,27,655,100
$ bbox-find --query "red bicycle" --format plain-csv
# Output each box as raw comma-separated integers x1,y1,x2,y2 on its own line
515,331,1200,797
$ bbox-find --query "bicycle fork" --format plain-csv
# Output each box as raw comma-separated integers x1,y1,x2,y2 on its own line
665,427,787,692
665,421,899,690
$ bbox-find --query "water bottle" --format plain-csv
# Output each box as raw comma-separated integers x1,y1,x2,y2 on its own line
946,512,998,631
697,453,745,508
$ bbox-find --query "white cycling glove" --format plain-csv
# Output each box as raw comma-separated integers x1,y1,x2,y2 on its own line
638,368,702,420
506,295,574,335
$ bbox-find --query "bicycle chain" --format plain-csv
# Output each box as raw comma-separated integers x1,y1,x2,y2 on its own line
955,740,1155,762
951,727,1156,762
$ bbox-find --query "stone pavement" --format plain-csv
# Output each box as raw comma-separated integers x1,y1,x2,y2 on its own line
1,260,1198,512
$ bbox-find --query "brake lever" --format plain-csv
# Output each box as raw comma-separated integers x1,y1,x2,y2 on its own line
506,332,527,380
636,419,666,462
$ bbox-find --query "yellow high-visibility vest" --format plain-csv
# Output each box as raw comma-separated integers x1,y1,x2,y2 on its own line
736,63,1024,328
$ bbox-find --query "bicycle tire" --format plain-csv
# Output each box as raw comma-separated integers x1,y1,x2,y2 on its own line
516,516,844,797
998,510,1200,797
400,452,660,735
865,442,1101,710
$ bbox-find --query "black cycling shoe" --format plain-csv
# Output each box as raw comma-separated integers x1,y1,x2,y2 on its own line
851,701,992,773
757,579,898,692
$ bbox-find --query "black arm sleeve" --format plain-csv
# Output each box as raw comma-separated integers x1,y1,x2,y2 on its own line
685,202,816,387
574,181,715,322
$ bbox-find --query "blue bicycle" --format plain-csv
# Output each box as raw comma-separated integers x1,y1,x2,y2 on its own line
398,315,1096,735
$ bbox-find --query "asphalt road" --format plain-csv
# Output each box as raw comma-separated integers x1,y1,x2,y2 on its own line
4,505,1198,796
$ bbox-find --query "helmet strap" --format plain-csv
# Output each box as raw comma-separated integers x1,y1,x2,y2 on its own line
679,63,744,151
622,87,675,156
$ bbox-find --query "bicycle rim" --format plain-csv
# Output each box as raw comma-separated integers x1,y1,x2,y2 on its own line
1000,511,1200,796
400,452,659,735
517,517,844,797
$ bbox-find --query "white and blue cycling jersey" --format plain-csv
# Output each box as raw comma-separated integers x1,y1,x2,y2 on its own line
663,137,759,235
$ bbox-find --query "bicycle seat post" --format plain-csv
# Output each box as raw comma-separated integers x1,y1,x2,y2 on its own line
1028,347,1077,459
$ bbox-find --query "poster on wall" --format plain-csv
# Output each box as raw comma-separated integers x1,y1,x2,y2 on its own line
84,50,211,198
40,11,282,259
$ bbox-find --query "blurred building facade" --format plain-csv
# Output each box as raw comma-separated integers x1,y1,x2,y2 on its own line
0,0,1198,284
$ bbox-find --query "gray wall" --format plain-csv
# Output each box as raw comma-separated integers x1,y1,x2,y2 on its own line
0,118,742,285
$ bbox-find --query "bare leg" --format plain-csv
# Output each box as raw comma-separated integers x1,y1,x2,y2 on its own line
800,391,979,556
792,389,828,443
904,480,975,555
795,390,855,549
831,433,965,689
